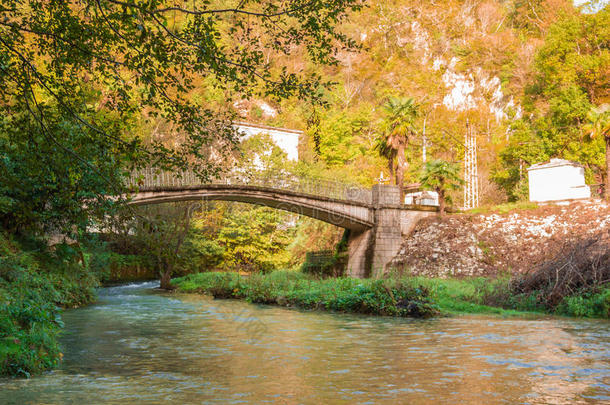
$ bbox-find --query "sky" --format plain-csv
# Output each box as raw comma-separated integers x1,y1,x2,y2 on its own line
574,0,609,12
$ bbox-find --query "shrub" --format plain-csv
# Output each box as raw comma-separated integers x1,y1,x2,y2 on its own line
556,288,610,318
0,234,98,376
509,234,609,314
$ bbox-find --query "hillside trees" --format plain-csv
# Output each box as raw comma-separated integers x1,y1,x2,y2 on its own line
509,0,575,36
214,0,608,209
583,104,610,199
278,0,545,202
0,0,362,233
494,6,609,200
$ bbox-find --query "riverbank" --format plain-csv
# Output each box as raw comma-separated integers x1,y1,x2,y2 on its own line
413,276,609,318
0,234,102,377
174,271,440,318
173,271,610,319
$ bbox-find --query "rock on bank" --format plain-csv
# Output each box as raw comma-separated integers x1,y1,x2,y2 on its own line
390,201,610,277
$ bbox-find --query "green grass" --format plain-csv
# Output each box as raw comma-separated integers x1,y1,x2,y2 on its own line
466,201,539,215
174,271,440,318
555,290,610,318
405,276,608,319
173,271,536,318
408,277,544,317
175,271,609,320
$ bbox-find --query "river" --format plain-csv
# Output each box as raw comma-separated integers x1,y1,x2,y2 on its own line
1,282,609,404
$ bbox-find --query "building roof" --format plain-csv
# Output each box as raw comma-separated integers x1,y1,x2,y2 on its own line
233,121,303,135
527,158,584,171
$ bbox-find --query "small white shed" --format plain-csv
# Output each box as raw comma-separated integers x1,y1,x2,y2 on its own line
527,159,591,203
405,190,439,206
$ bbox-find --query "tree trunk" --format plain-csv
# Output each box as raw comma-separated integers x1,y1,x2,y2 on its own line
605,136,610,200
388,154,395,185
396,144,406,203
160,265,174,290
437,188,446,217
159,260,174,290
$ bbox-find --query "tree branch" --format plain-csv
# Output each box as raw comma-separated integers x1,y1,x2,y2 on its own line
104,0,318,19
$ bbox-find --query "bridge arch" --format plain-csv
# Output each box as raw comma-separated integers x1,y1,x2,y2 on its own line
128,184,374,231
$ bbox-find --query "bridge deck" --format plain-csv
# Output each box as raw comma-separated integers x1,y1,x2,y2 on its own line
127,169,442,213
129,169,373,205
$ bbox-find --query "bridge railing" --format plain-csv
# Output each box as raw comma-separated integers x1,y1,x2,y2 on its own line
128,168,373,205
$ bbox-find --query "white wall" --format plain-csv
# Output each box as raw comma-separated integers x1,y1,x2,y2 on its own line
234,124,300,161
528,161,591,202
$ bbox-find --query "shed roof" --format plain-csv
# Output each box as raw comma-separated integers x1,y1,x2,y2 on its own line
527,158,584,171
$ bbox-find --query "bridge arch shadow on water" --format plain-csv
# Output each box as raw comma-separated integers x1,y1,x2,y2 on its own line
127,170,437,278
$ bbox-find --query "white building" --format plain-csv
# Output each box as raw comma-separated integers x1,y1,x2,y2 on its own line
405,190,439,206
233,122,301,161
527,159,591,203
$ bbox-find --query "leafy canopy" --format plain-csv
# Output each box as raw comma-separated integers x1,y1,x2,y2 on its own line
382,97,419,149
583,104,610,140
420,160,463,193
0,0,362,232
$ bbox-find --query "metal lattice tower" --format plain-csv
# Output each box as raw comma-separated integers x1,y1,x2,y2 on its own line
463,120,479,210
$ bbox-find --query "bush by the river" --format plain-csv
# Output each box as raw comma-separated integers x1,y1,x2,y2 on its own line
174,271,440,318
0,234,99,377
479,234,610,319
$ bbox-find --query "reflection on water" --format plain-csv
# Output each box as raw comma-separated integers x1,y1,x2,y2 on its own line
1,282,608,404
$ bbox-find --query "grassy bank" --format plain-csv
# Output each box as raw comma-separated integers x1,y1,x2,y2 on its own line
174,271,610,319
174,271,440,318
0,234,100,377
465,201,539,215
406,277,542,317
407,276,609,318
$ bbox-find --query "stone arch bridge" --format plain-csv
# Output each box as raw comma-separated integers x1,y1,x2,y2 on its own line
128,170,436,278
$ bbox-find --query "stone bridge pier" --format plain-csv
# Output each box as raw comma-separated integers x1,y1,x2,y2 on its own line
346,185,432,278
346,185,401,278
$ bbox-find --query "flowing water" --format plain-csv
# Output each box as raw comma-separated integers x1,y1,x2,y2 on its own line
1,282,609,404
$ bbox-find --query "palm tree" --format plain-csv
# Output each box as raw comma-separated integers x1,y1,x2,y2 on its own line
420,160,464,217
374,137,396,185
377,97,419,202
583,104,610,200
